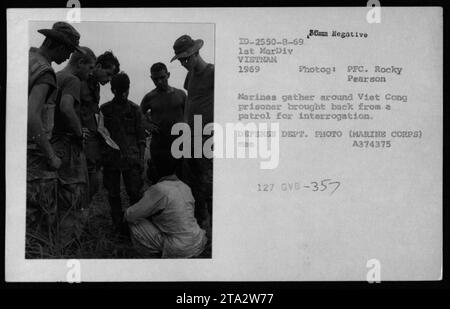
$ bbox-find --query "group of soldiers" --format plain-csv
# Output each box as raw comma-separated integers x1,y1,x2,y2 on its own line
27,21,213,258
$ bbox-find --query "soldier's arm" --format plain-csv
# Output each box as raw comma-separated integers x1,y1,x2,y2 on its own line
140,96,159,134
136,106,146,143
140,97,150,130
59,94,83,138
28,84,59,162
140,96,149,115
181,90,187,115
135,107,146,164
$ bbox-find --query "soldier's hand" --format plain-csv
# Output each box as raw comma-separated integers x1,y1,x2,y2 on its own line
82,127,91,140
148,123,160,134
48,154,62,170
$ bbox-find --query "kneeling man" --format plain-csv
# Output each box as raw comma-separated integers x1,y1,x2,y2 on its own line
125,153,207,258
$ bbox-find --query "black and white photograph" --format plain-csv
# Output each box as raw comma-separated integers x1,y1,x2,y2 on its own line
5,6,443,283
25,20,214,259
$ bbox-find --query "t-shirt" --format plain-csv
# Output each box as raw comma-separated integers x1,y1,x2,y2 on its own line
125,175,206,258
80,75,102,163
184,64,214,133
28,47,57,96
34,72,57,100
80,74,100,132
27,48,58,181
33,72,55,86
53,70,82,135
51,70,87,185
100,98,146,170
37,72,59,139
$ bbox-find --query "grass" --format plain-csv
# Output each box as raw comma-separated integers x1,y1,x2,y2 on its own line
26,170,212,259
26,172,139,259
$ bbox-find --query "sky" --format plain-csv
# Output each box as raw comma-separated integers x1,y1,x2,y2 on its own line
29,21,215,104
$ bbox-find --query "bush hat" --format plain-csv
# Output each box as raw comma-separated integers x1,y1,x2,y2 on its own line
170,35,204,62
38,21,84,53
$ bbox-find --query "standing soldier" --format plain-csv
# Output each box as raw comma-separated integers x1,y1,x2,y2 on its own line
80,51,120,201
171,35,214,233
140,62,186,182
100,72,146,233
51,47,96,248
27,22,84,256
